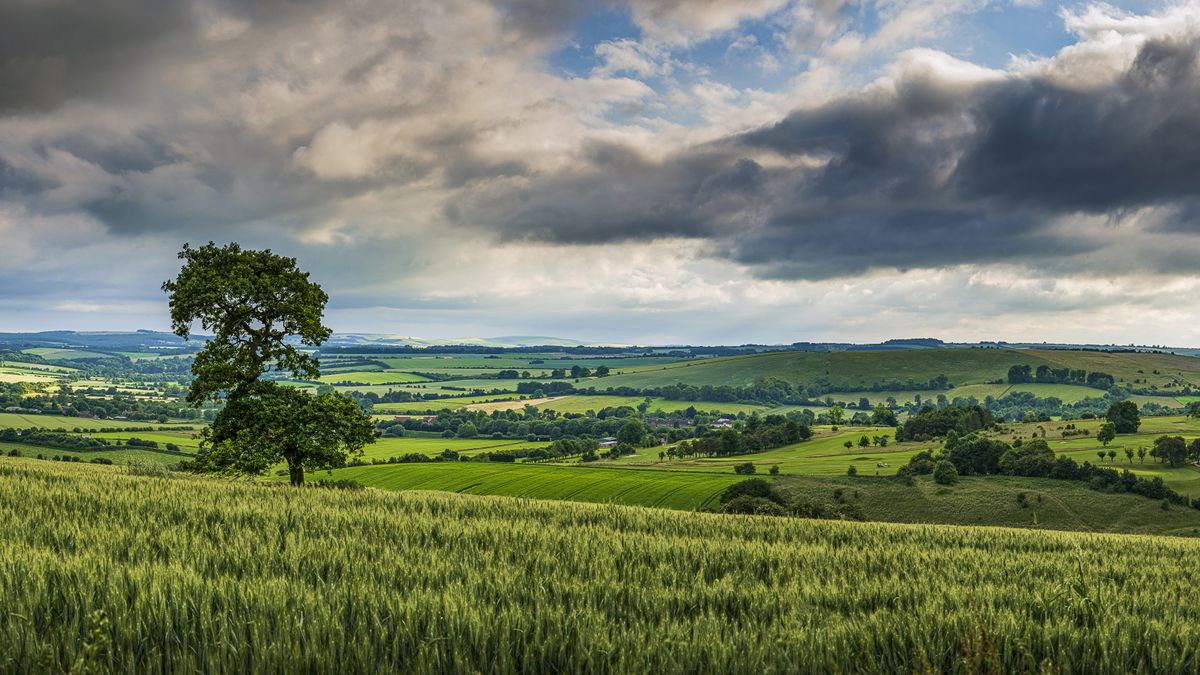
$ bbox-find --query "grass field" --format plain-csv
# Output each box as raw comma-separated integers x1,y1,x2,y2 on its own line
586,348,1200,393
308,462,743,510
318,370,430,385
0,443,187,466
4,459,1200,672
373,394,520,413
0,413,195,431
21,347,112,360
356,437,547,461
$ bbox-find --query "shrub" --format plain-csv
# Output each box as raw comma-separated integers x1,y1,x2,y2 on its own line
847,465,857,476
719,479,781,505
311,479,365,491
933,460,958,486
733,462,756,475
721,496,786,516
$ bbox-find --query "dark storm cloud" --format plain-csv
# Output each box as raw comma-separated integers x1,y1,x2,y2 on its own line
468,32,1200,278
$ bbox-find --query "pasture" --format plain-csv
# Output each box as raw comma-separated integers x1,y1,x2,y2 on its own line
308,461,742,510
0,412,195,431
3,459,1200,673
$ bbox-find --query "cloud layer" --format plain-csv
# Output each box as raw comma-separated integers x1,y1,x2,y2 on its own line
3,0,1200,343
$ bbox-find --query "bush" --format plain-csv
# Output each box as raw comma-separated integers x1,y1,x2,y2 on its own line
933,460,959,486
847,465,857,477
733,462,756,475
311,479,365,491
721,496,786,516
769,465,780,475
719,479,781,505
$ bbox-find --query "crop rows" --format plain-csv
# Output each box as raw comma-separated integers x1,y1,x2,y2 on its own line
2,458,1199,673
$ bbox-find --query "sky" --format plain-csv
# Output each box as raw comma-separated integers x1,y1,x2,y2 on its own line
2,0,1200,345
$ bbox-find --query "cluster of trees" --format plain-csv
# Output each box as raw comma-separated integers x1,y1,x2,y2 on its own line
894,405,995,442
0,429,108,451
671,415,812,459
1147,436,1200,467
899,435,1192,506
5,448,114,465
716,479,865,519
1007,365,1116,389
0,383,207,422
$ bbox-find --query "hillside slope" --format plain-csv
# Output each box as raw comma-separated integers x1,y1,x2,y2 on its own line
590,348,1200,391
3,459,1200,673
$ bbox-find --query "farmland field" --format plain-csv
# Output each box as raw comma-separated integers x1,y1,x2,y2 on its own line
308,461,743,510
3,459,1200,673
0,412,196,431
317,370,430,384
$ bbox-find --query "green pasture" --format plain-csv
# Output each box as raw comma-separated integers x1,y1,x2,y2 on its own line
0,412,196,431
22,347,112,360
356,437,547,461
318,370,430,385
307,461,742,510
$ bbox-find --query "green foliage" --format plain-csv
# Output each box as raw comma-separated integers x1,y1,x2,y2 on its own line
163,242,331,403
199,382,376,485
945,434,1009,476
1153,435,1189,467
895,405,994,442
998,439,1056,477
933,460,959,485
165,243,375,485
1106,400,1141,434
1097,422,1116,447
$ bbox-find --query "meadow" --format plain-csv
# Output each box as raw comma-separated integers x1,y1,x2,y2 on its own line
309,462,742,510
3,458,1200,673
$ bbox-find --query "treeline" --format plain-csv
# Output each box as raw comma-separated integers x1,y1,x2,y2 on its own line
0,429,184,454
1007,365,1115,389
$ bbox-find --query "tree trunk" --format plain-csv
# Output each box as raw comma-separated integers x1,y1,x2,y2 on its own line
287,458,304,486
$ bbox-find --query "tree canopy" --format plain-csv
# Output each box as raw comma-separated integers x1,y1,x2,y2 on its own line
164,242,375,485
1105,400,1141,434
162,242,331,404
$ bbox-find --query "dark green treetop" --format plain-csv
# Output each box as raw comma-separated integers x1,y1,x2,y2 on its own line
162,242,330,404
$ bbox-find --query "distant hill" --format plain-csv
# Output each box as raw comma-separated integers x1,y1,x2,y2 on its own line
588,348,1200,392
322,334,601,348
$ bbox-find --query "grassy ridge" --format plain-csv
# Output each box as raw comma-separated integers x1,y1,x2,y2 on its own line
3,459,1200,673
587,348,1200,391
776,474,1200,536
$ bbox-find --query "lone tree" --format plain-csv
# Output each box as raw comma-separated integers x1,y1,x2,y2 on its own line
163,242,375,485
1097,422,1116,447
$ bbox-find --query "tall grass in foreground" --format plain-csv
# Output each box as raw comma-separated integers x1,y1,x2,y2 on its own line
1,458,1199,673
